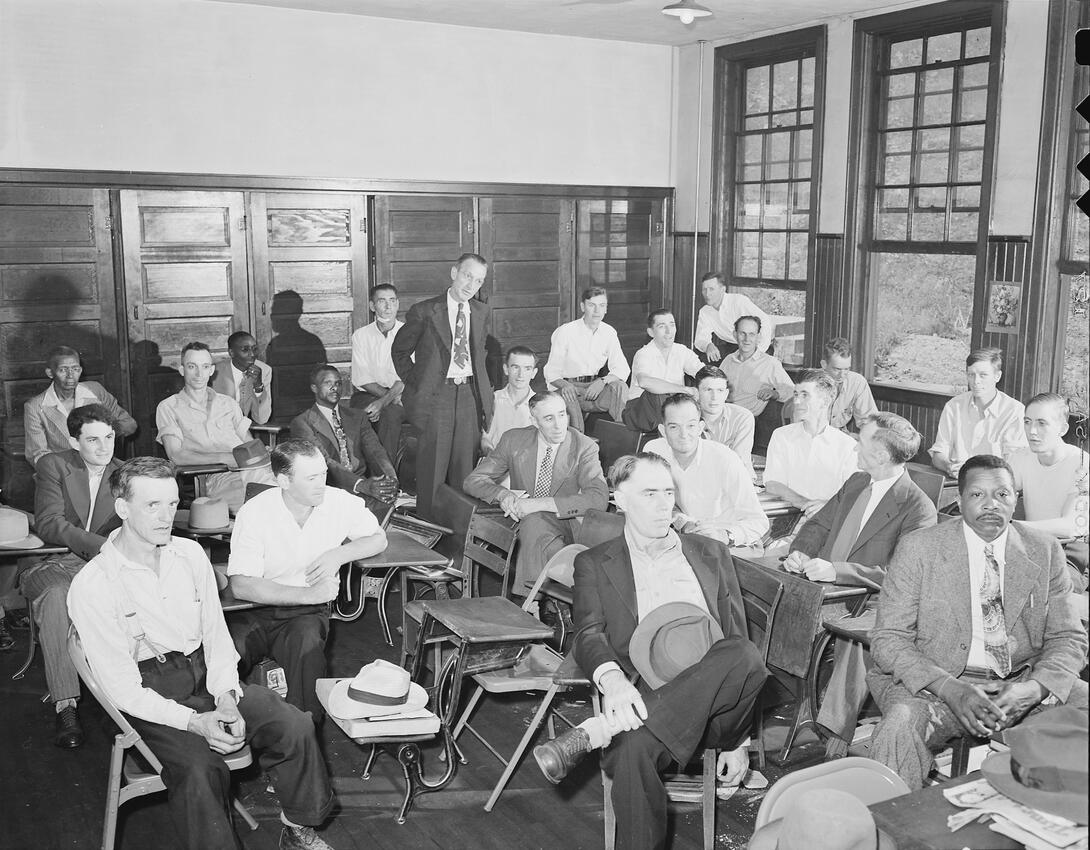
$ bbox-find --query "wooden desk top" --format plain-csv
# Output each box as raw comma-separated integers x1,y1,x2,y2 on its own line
736,554,870,603
359,531,451,570
420,596,555,644
870,773,1022,850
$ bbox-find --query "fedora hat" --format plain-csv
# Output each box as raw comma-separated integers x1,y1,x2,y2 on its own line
187,497,231,531
232,438,270,470
747,789,897,850
629,601,723,690
981,706,1089,824
328,660,428,720
0,507,44,550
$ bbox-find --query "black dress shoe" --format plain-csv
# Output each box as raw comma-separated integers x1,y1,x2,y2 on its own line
533,727,591,784
0,618,13,651
54,706,84,749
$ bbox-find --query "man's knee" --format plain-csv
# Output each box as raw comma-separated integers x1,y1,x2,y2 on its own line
1063,680,1089,710
284,615,328,654
163,742,231,792
602,726,668,779
518,511,563,541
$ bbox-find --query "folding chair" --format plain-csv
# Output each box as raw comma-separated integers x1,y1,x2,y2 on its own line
734,558,785,771
67,629,257,850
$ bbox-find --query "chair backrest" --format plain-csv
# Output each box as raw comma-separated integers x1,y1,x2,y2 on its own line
461,512,519,598
67,628,165,773
432,483,481,561
906,462,945,507
733,559,785,665
593,419,641,476
243,481,275,503
576,509,626,548
754,757,910,829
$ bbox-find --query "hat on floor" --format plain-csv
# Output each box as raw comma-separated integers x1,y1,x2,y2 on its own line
981,705,1089,824
328,660,428,720
747,789,898,850
188,497,230,531
0,507,43,549
628,601,723,689
232,438,270,470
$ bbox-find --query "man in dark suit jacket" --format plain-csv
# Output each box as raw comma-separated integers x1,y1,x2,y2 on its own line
463,391,609,590
785,411,937,756
868,455,1088,789
290,364,397,501
391,253,495,520
22,403,122,748
534,453,768,850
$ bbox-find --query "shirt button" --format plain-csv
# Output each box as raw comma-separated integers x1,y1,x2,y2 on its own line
960,644,968,650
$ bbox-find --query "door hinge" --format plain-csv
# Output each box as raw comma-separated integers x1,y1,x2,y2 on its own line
466,220,475,234
565,220,573,234
359,217,367,233
104,215,113,232
238,215,247,231
654,221,664,234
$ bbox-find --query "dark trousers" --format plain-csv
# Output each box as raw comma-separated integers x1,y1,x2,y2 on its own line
602,637,768,850
349,390,405,467
753,401,784,452
127,649,333,850
622,392,668,433
413,382,481,521
229,604,329,723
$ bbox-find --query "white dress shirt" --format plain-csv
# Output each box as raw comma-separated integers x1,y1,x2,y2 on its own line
764,422,859,502
644,438,769,546
930,391,1027,467
693,293,774,352
543,319,631,387
629,341,703,400
962,522,1009,670
482,386,534,453
227,486,380,586
857,470,904,529
351,320,403,390
68,532,242,731
445,293,474,380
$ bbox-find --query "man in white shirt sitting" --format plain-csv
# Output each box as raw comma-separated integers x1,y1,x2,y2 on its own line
67,457,338,850
693,272,774,362
930,347,1027,478
1007,392,1089,588
622,309,704,433
482,345,538,453
227,439,388,724
694,365,757,481
543,287,630,432
644,394,768,552
764,370,859,520
211,331,273,425
349,284,406,463
720,316,795,451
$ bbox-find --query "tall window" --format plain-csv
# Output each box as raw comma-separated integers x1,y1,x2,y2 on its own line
715,30,823,366
857,14,997,393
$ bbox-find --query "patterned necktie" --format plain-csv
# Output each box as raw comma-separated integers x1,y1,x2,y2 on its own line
331,407,351,468
533,445,554,498
828,484,872,562
453,305,469,368
980,544,1011,676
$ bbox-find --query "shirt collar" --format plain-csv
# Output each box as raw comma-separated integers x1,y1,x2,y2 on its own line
99,528,185,573
962,520,1009,558
867,467,904,500
624,523,681,559
43,383,94,410
446,291,467,314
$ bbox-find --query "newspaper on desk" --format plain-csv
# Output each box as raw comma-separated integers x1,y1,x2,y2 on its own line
943,777,1088,849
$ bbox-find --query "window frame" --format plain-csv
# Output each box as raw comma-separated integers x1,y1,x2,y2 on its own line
844,1,1005,393
710,26,826,355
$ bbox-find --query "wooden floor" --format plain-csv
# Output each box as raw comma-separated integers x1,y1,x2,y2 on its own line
0,589,827,850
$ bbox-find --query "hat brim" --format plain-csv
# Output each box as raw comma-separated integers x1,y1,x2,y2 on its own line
629,602,724,690
328,678,428,720
981,751,1089,825
0,532,44,550
747,818,899,850
173,511,233,534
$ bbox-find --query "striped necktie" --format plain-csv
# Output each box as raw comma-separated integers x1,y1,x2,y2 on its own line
980,543,1011,677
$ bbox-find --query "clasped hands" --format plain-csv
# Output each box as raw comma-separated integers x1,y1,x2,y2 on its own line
189,692,246,754
938,678,1044,737
782,551,837,582
498,491,551,521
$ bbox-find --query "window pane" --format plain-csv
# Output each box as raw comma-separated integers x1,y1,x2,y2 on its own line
1061,273,1090,418
800,56,815,107
948,211,979,241
762,232,787,278
735,231,760,278
746,65,769,114
793,183,811,215
918,127,950,153
888,72,915,98
788,233,808,279
745,114,769,131
890,38,923,69
876,212,908,241
764,183,789,228
735,285,808,365
953,185,980,210
738,184,761,228
772,60,799,110
926,32,962,63
964,27,991,58
872,252,975,392
883,153,912,185
885,130,913,154
955,148,983,183
922,93,952,125
918,152,950,183
959,89,988,121
910,210,945,241
886,96,915,128
766,131,791,180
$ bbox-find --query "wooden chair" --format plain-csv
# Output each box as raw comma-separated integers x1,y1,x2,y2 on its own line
68,629,258,850
905,461,946,507
734,559,785,771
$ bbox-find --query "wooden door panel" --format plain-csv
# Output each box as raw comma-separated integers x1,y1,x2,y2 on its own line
250,192,368,421
576,199,665,362
374,195,475,313
0,187,121,505
120,189,250,454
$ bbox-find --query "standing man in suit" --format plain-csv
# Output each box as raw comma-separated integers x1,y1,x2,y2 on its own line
867,455,1088,789
463,391,609,590
784,412,937,757
291,364,397,502
24,345,137,469
533,453,768,850
391,253,494,520
349,284,406,464
21,403,123,748
211,331,273,425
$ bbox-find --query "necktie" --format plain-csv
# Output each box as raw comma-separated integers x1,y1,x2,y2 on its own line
980,544,1011,677
533,445,554,498
331,407,352,468
827,483,872,562
453,305,469,369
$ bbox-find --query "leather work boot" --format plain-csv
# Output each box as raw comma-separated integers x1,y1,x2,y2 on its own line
533,726,591,784
280,825,335,850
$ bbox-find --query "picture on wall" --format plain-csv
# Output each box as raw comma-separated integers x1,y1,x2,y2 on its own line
984,281,1021,333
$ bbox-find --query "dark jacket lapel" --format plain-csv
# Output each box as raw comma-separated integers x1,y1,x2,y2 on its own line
62,458,92,529
852,470,909,552
307,406,339,458
549,432,577,496
431,298,454,365
602,538,639,624
680,537,723,624
89,458,123,532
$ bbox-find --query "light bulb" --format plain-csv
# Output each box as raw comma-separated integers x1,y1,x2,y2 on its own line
680,9,694,24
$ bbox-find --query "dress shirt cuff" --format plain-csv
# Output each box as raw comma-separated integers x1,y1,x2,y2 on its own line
593,661,623,691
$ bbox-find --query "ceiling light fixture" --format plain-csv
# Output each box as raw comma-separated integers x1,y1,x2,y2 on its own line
661,0,712,25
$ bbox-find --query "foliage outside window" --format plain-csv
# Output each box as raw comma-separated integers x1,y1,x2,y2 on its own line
865,22,992,392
